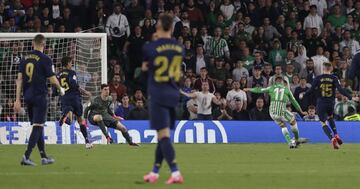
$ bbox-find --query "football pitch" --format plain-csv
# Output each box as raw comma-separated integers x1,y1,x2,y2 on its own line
1,144,360,189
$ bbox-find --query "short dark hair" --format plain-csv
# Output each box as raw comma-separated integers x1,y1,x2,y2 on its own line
308,105,316,110
61,56,72,67
33,34,45,46
101,84,109,89
159,14,173,32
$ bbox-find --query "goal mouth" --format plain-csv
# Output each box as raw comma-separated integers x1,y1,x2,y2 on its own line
0,33,107,122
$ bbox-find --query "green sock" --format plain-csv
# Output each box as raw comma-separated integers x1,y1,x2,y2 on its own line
281,127,291,144
291,123,299,141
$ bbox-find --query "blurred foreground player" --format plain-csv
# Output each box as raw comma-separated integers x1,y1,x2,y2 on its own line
300,62,359,149
142,14,184,184
57,56,93,149
14,34,65,166
84,84,139,146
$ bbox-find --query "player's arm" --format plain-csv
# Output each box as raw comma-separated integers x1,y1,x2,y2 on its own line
49,76,65,96
14,73,23,113
84,100,96,119
334,78,352,100
244,87,270,94
301,78,318,99
180,89,197,98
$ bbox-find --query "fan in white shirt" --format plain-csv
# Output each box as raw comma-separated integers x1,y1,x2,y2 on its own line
340,30,360,56
226,81,247,110
311,46,329,76
303,5,323,36
220,0,235,21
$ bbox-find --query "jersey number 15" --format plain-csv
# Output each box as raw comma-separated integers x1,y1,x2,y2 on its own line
154,55,182,82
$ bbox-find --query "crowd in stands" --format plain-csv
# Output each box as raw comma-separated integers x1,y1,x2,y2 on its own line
0,0,359,121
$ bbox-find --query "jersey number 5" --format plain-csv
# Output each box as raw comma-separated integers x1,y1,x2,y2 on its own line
154,55,182,82
25,63,34,82
60,78,70,91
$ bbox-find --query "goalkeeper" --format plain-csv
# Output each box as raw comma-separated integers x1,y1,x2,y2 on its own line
84,84,139,146
244,76,307,148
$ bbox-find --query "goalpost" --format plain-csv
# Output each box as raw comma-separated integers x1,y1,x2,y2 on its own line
0,33,107,122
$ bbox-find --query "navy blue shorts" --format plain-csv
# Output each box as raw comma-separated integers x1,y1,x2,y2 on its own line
61,96,83,117
25,95,47,125
149,101,176,130
316,101,335,122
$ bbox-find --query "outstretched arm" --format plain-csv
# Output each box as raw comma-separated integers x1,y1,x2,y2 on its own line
334,78,352,100
180,89,197,98
287,88,305,114
244,87,271,94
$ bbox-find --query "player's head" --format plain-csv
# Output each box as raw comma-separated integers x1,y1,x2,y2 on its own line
323,62,333,73
156,13,173,34
101,84,110,97
307,105,316,116
33,34,46,50
61,56,72,68
275,76,283,84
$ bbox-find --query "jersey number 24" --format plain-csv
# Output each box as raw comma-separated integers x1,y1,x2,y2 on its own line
154,55,182,82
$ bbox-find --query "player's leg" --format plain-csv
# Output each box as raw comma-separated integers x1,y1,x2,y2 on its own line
327,102,343,145
59,99,73,126
285,110,300,145
91,114,111,143
21,102,38,166
317,105,339,149
74,101,91,147
270,113,291,146
114,121,138,146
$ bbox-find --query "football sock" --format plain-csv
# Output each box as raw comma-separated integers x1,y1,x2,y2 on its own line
37,127,47,158
152,143,163,174
159,137,178,173
290,123,299,141
79,124,90,143
322,125,333,140
328,118,338,135
24,126,42,159
281,127,291,144
121,131,132,144
96,120,109,138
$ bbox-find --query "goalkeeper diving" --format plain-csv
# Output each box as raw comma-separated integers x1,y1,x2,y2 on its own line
244,76,308,148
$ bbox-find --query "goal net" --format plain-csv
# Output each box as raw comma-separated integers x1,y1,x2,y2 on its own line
0,33,107,122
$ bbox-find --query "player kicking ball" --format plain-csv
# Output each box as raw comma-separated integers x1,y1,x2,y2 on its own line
142,14,184,184
244,76,307,148
300,62,359,149
57,56,93,149
14,34,65,165
84,84,139,146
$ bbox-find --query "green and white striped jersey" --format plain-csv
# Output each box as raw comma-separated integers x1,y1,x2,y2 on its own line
250,84,302,117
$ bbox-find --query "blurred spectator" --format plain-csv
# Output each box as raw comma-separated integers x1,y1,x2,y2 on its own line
109,74,127,99
340,30,360,56
205,27,230,59
335,95,357,120
186,94,198,120
286,104,303,121
311,46,329,76
110,91,121,113
303,105,320,121
106,3,130,55
303,5,323,34
269,65,290,88
344,106,360,121
127,99,148,120
0,98,16,121
186,0,204,27
249,97,270,121
232,60,249,81
226,80,247,111
115,94,135,119
194,67,215,93
231,98,249,120
268,39,286,67
215,99,232,120
247,66,267,106
180,82,221,120
130,89,147,106
125,0,145,28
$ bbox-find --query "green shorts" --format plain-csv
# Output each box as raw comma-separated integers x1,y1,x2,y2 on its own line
270,110,295,125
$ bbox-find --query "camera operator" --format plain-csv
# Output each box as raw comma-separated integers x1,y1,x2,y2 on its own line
106,3,130,54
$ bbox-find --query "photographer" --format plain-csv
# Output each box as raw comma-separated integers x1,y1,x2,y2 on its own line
106,3,130,55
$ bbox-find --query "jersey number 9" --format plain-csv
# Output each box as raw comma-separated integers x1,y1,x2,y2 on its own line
60,78,70,91
320,84,332,97
25,63,34,82
154,55,182,82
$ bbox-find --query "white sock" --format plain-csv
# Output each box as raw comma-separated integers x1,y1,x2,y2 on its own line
171,171,181,177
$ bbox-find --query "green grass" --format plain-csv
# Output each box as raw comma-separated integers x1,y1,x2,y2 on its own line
1,144,360,189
